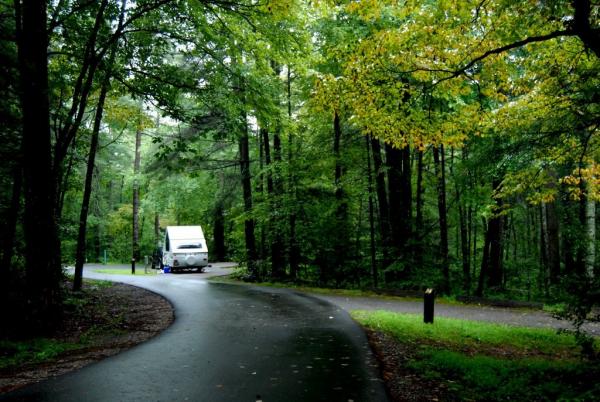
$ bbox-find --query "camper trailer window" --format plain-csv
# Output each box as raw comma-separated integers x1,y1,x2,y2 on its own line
178,243,202,249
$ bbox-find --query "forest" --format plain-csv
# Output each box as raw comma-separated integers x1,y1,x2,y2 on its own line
0,0,598,335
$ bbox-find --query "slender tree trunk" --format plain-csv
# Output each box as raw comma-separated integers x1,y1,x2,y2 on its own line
459,202,470,294
585,196,596,277
271,129,285,278
73,74,110,290
414,149,424,268
545,201,561,284
152,212,159,268
539,204,549,293
487,184,504,289
330,110,348,284
473,209,479,274
287,67,299,279
366,136,378,288
239,116,258,278
73,1,125,288
57,144,76,218
370,137,391,264
476,218,490,297
401,146,412,246
261,127,274,194
433,145,449,293
132,127,142,268
18,0,62,331
213,200,226,261
257,127,266,261
1,164,22,274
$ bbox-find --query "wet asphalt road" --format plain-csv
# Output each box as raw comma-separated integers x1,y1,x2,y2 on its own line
2,264,387,402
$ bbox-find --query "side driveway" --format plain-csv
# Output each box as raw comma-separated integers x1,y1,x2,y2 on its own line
308,293,600,336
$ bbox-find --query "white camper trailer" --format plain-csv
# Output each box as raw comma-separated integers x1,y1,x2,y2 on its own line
162,226,209,272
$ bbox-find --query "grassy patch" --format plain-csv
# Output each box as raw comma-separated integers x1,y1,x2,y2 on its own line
0,339,79,370
353,310,599,400
410,349,600,400
352,310,581,356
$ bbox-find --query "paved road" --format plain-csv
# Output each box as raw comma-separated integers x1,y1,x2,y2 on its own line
2,263,387,402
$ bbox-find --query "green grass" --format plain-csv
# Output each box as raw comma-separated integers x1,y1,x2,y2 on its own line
93,268,156,276
351,310,582,355
0,338,79,370
410,349,600,400
353,310,600,400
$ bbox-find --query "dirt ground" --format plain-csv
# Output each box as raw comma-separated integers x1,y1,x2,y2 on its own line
0,281,174,394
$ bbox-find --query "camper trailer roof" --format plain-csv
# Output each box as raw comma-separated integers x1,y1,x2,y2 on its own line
165,226,205,240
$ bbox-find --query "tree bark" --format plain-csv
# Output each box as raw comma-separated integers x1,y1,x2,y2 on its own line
370,137,391,264
414,149,424,267
585,196,596,277
366,136,378,288
476,218,491,297
213,200,226,261
271,130,285,278
459,202,470,294
544,201,561,284
239,117,258,278
385,143,410,261
18,0,62,331
330,110,348,284
73,0,125,289
73,75,109,290
433,145,449,293
487,183,504,289
132,126,142,267
1,164,22,274
287,67,299,279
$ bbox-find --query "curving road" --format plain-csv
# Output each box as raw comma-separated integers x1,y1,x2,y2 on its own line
1,263,388,402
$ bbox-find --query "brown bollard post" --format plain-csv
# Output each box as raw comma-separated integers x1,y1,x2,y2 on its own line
424,288,435,324
131,257,136,275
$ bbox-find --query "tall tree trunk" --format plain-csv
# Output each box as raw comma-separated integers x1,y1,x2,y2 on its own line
487,181,504,289
271,126,285,278
239,116,258,278
73,76,109,290
401,146,412,245
18,0,62,331
132,127,142,267
213,200,226,261
366,136,378,288
386,143,410,266
459,202,470,294
1,164,22,274
257,127,266,260
414,149,424,268
261,127,274,194
433,145,449,293
330,110,348,284
370,137,391,264
73,1,124,288
545,201,561,284
476,218,490,297
152,212,160,268
287,67,299,279
585,196,596,277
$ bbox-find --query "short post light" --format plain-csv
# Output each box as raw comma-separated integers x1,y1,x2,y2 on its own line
424,288,435,324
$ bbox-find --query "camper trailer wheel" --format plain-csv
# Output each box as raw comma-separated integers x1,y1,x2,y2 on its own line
197,267,204,273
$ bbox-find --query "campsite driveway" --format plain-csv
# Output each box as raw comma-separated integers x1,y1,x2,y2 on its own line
1,263,387,402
